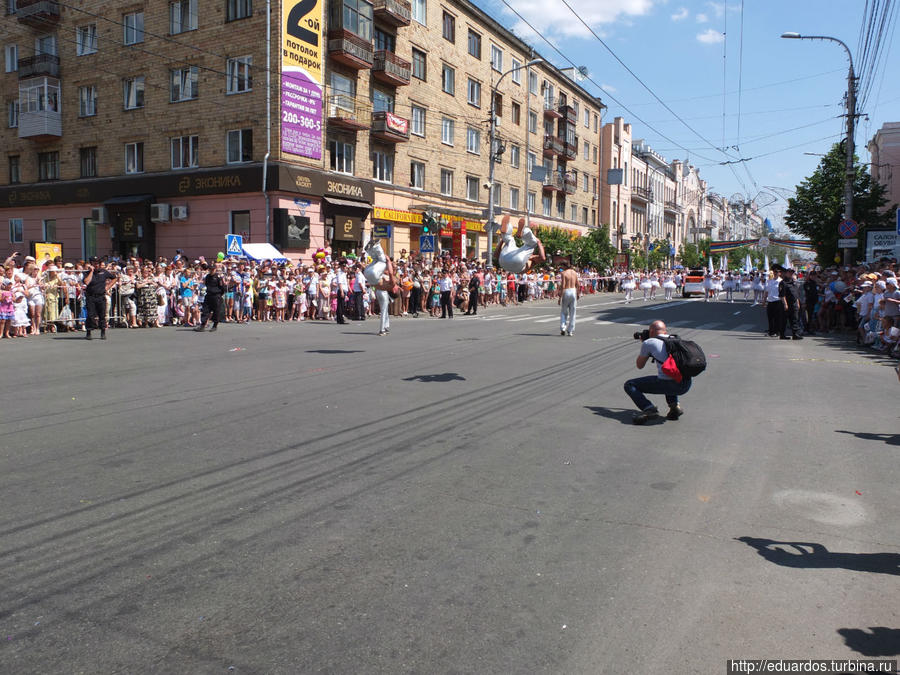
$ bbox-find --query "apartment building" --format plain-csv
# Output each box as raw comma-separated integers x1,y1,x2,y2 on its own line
868,121,900,215
599,116,631,252
0,0,604,262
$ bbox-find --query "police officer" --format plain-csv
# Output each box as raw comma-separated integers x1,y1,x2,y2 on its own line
82,256,117,340
779,267,803,340
195,262,225,332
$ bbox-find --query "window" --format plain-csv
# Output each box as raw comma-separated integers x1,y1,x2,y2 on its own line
583,141,590,161
78,85,97,117
624,161,627,185
492,184,501,206
509,187,519,210
79,147,97,177
511,57,522,84
465,175,479,201
527,191,535,214
9,218,23,244
226,56,252,93
374,27,395,53
528,110,537,134
171,66,199,102
593,146,598,163
124,142,143,174
557,198,565,219
411,0,425,25
171,135,199,169
466,78,480,107
372,87,394,113
411,105,425,136
594,113,599,132
81,217,97,259
441,117,454,145
542,194,551,216
35,34,57,56
573,100,579,118
466,126,480,154
582,207,589,224
441,64,454,95
123,76,144,109
528,70,538,94
442,11,455,42
410,160,424,189
9,156,20,184
440,168,453,196
7,100,18,128
227,0,252,21
372,148,393,182
42,219,56,240
509,144,520,168
584,108,590,127
170,0,197,33
490,44,502,72
5,0,14,12
329,139,355,174
124,12,144,45
4,44,16,72
230,210,250,236
467,29,481,58
583,174,589,192
227,128,253,163
411,48,426,80
511,101,520,126
75,25,98,55
37,151,59,181
527,151,536,173
592,176,597,194
570,204,577,221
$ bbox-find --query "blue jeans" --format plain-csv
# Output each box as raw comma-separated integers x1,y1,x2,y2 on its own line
624,376,692,411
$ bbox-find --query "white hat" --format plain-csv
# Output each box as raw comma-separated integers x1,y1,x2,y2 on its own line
887,277,899,286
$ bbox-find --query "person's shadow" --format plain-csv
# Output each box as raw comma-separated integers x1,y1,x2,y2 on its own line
403,373,466,382
837,627,900,656
737,537,900,576
585,406,665,425
835,429,900,446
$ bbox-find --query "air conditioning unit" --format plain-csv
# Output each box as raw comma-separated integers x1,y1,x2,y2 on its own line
91,207,108,224
171,205,189,220
591,194,597,202
150,203,170,223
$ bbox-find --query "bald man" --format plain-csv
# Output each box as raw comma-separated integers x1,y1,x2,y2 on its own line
624,319,693,424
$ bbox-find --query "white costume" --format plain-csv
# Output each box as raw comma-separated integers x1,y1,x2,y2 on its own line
363,239,388,286
662,274,676,301
497,223,541,274
622,273,636,303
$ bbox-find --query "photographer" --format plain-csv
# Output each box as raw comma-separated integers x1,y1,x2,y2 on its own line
624,320,692,424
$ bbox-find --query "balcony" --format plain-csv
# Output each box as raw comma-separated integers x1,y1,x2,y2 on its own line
19,109,61,139
542,172,565,192
17,53,59,79
372,0,411,27
631,185,651,202
563,137,577,161
559,104,576,124
542,135,563,157
328,29,374,70
16,0,59,26
564,175,577,195
372,50,410,86
327,94,370,131
664,199,679,212
543,97,562,119
371,110,409,143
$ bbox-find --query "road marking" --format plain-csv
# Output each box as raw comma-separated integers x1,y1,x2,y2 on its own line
733,323,756,332
695,322,724,330
535,317,559,323
733,310,742,316
507,315,539,322
669,320,692,326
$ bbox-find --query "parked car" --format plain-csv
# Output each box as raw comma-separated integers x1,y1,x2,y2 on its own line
682,269,706,297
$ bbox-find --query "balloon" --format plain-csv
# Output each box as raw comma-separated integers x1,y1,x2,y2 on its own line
217,251,225,260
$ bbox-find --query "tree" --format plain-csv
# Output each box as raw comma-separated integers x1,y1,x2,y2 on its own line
647,239,669,269
573,225,617,269
785,142,896,264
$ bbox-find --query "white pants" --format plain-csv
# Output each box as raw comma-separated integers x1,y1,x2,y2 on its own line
560,288,576,334
376,289,390,333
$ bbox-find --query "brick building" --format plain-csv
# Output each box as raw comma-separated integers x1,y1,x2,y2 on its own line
0,0,604,264
868,121,900,215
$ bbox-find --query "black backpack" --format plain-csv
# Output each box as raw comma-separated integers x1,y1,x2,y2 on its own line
663,336,707,378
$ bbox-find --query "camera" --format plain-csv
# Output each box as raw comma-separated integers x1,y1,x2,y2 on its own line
633,329,650,341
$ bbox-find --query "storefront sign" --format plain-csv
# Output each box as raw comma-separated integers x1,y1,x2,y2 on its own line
334,215,362,241
281,0,324,159
866,230,900,262
372,224,392,238
276,164,374,203
373,207,423,224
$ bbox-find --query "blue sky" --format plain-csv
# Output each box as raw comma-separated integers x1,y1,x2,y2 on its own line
475,0,899,230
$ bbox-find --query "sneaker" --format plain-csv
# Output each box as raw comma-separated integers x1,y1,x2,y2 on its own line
561,330,566,336
632,407,659,425
567,331,573,336
666,404,684,420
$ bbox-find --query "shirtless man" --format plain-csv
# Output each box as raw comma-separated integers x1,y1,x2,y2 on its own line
374,256,397,336
558,260,580,336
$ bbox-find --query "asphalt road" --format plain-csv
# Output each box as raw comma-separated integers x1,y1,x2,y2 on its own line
1,294,898,674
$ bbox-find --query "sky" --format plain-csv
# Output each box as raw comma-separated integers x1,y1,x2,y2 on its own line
474,0,899,232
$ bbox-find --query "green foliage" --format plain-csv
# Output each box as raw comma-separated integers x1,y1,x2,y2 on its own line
533,224,617,269
647,239,670,269
785,142,896,263
678,241,704,269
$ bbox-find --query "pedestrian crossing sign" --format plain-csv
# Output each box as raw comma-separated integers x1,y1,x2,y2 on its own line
226,234,243,257
419,235,435,253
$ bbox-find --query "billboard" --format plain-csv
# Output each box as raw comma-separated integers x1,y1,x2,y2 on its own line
866,230,900,262
281,0,324,160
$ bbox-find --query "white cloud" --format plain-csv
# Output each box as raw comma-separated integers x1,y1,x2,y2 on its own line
503,0,655,40
697,28,724,44
696,12,708,23
601,83,617,93
708,1,725,18
671,7,688,21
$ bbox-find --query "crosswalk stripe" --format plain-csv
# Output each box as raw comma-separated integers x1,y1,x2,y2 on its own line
695,322,724,330
535,317,559,323
506,315,539,322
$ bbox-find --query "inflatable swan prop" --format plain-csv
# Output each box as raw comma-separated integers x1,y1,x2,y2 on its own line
495,216,546,273
363,238,388,285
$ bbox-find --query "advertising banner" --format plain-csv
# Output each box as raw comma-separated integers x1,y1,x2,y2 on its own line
866,230,900,262
281,0,324,160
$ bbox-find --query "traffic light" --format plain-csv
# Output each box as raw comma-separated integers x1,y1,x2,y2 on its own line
422,212,436,233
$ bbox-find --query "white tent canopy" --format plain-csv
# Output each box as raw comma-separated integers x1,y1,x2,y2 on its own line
240,242,288,264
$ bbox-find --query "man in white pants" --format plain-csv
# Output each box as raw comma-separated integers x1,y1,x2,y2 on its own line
375,256,397,336
558,260,579,336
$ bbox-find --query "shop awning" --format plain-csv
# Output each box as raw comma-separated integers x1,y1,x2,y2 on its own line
323,196,372,212
104,194,155,205
241,242,288,263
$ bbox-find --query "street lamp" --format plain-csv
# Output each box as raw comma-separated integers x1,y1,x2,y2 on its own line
781,31,856,265
486,58,543,262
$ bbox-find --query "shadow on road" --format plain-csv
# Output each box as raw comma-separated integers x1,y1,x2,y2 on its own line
585,406,665,425
837,627,900,656
402,373,466,382
835,429,900,446
737,537,900,576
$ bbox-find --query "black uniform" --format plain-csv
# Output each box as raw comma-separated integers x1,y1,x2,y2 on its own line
84,268,117,337
779,276,803,338
802,277,818,333
200,271,226,329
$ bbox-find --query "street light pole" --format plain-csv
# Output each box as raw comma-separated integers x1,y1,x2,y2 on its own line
487,58,543,264
781,32,856,265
